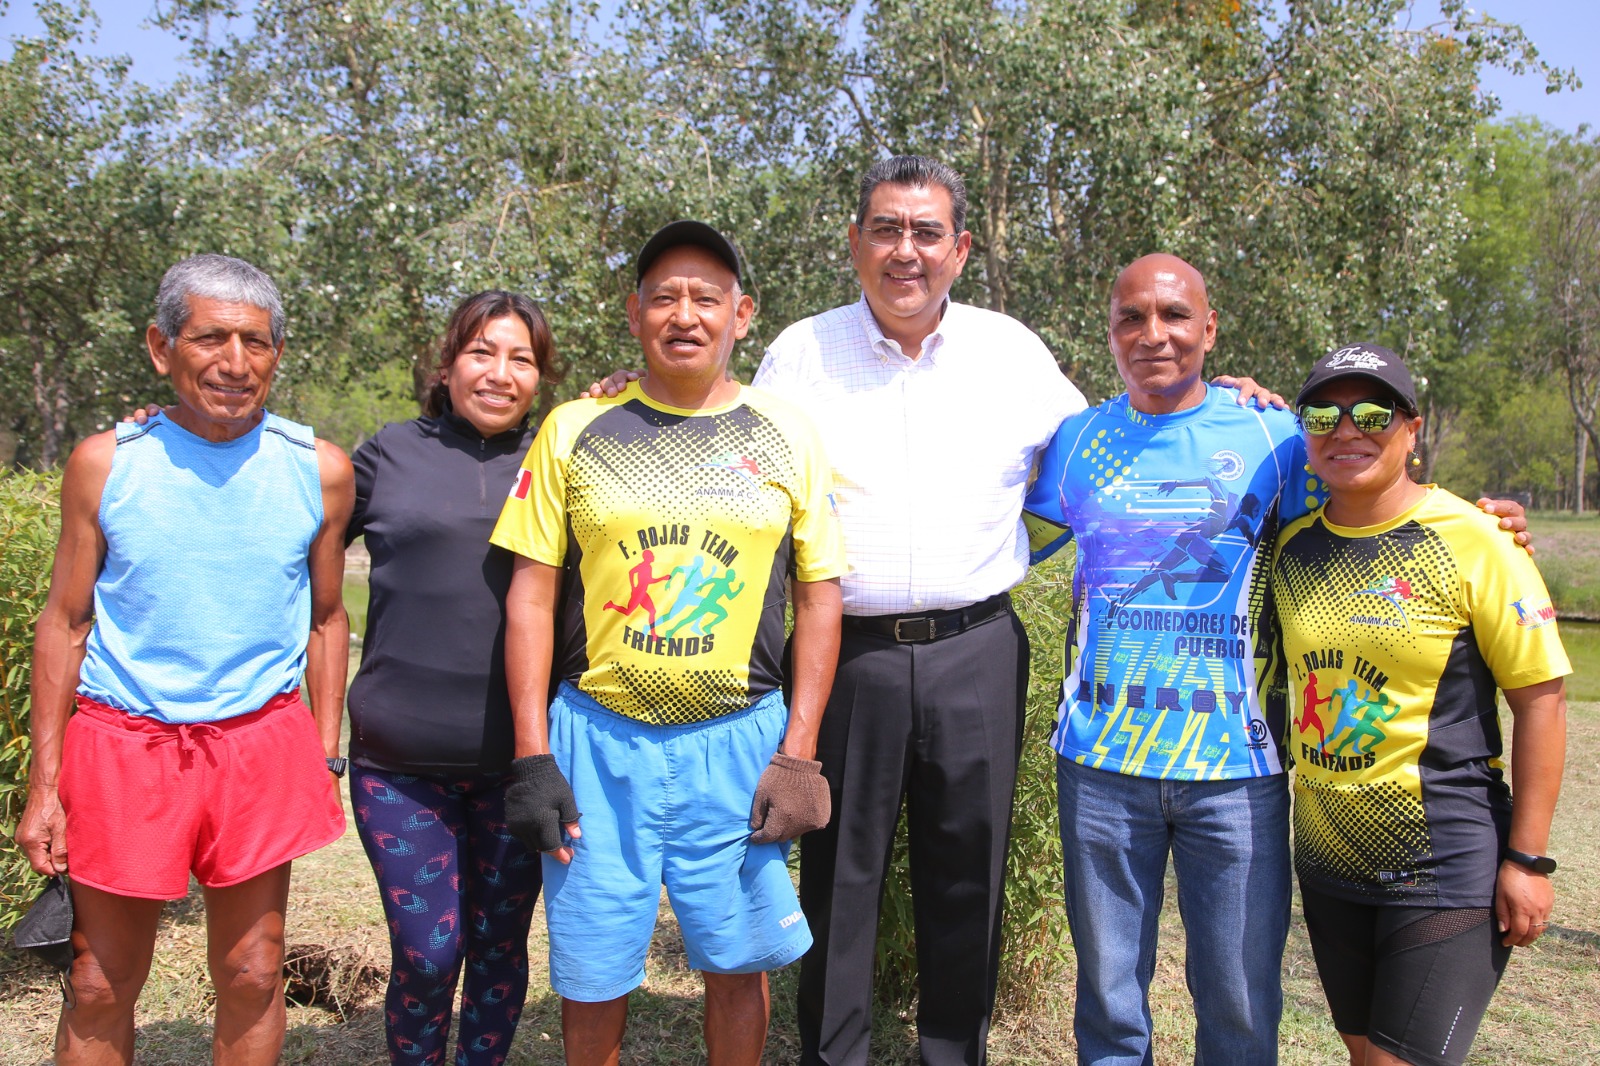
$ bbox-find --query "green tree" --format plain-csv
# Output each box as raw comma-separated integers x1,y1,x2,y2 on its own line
1533,129,1600,512
629,0,1574,397
1420,119,1549,483
158,0,802,430
1434,384,1575,508
0,2,185,468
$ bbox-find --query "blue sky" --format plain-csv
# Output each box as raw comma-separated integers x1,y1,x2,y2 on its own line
1,0,1594,133
1407,1,1597,133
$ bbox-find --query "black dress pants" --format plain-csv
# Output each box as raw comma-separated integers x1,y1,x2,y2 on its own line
796,605,1030,1066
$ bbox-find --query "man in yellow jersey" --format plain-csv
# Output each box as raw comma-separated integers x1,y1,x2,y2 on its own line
491,221,845,1066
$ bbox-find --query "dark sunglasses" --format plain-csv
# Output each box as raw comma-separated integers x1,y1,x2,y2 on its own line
1296,398,1400,436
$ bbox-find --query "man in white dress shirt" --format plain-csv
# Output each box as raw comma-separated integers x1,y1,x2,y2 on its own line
752,155,1086,1066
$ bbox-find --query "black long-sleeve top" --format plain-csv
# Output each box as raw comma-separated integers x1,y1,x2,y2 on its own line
346,412,533,774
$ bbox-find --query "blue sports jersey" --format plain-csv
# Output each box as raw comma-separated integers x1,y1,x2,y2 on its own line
1024,385,1321,780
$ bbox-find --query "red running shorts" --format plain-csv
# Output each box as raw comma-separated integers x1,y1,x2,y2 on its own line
59,691,345,899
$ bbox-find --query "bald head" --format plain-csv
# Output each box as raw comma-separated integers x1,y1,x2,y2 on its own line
1110,254,1210,314
1107,252,1217,415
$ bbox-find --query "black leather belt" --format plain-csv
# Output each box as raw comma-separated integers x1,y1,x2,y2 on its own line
842,593,1011,644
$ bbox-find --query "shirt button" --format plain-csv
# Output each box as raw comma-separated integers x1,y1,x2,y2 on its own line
912,598,923,608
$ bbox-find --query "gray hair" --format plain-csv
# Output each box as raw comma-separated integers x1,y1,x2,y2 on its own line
155,254,285,346
856,155,969,234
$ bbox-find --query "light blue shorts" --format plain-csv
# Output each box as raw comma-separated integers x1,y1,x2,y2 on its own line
542,682,811,1002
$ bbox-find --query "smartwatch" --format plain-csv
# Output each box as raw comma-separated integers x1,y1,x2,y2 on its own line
1502,847,1557,874
326,757,350,777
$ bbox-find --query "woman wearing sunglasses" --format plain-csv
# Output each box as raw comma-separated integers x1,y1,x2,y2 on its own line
1272,343,1570,1066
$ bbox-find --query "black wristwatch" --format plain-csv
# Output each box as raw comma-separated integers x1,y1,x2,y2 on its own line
1502,847,1557,874
326,757,349,777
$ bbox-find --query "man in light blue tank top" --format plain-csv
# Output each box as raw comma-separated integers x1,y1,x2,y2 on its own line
14,255,355,1066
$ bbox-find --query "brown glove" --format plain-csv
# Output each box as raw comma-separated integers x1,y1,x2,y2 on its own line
748,753,831,844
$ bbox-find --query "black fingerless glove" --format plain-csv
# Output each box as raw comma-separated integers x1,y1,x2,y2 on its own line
503,754,579,853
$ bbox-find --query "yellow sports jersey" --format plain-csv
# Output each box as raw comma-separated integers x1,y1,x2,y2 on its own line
1273,487,1570,906
490,381,843,724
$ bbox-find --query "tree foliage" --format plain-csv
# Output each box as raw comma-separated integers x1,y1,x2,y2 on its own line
3,0,1579,454
0,2,181,467
161,0,646,418
1419,119,1547,481
1533,129,1600,513
636,0,1571,398
1422,119,1598,510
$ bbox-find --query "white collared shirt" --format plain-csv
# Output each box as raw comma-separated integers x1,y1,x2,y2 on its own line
754,297,1086,616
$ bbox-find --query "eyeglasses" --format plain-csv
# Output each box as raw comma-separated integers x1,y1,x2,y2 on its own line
1296,398,1400,436
860,224,956,250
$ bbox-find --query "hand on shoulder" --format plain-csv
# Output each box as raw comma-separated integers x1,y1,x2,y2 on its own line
1476,497,1533,555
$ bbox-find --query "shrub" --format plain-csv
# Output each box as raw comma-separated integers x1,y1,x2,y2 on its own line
0,469,61,932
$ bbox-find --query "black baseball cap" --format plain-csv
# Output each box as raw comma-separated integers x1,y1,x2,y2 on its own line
1295,342,1417,410
635,220,741,284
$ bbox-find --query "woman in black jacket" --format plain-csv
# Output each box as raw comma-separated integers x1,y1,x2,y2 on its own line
346,291,557,1065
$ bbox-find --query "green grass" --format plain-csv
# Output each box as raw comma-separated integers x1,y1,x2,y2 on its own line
1529,511,1600,620
343,539,370,644
342,576,369,646
1565,622,1600,704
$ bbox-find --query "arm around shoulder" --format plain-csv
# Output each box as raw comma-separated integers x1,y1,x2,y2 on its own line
1476,496,1533,555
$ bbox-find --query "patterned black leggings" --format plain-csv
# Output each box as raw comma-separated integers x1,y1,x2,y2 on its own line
352,766,543,1066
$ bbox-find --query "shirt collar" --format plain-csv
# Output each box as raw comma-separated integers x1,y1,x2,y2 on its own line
855,294,952,364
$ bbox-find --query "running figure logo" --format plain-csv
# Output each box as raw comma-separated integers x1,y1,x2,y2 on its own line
606,550,747,638
657,554,744,638
603,548,672,632
1299,671,1333,751
1108,470,1262,611
696,452,764,488
1322,680,1399,756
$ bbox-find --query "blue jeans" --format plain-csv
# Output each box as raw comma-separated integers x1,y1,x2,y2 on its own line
1057,758,1290,1066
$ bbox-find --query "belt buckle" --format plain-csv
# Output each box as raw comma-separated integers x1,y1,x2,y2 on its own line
893,616,937,642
